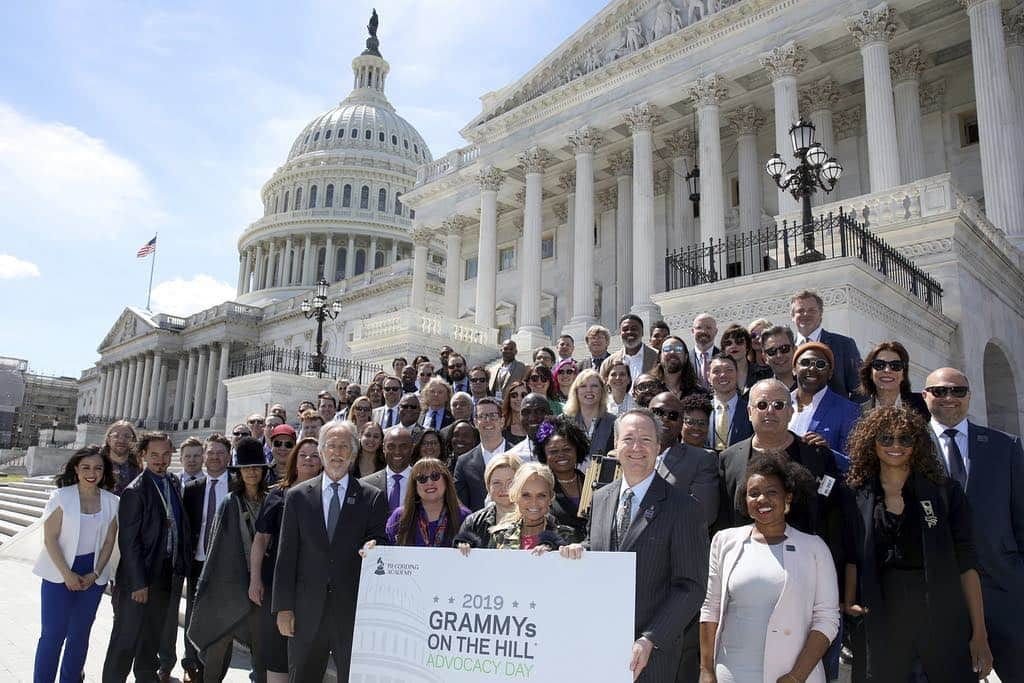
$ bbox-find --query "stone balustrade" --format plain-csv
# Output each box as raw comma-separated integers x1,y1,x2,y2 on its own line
416,145,480,186
349,307,497,366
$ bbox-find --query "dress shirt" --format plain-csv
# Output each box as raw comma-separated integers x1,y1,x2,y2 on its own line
795,325,822,347
424,408,446,430
929,418,970,480
711,393,739,446
451,380,469,394
789,387,827,437
623,348,645,386
607,393,635,416
321,473,350,529
507,437,538,463
480,440,507,467
195,474,229,561
618,469,657,526
385,466,413,504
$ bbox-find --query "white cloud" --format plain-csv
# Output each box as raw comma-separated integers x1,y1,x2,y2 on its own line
150,274,236,317
0,103,165,241
0,254,41,279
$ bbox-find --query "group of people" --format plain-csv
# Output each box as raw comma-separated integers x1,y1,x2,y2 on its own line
31,288,1022,683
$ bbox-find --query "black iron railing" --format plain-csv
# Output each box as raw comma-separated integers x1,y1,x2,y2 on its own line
664,210,942,311
229,347,382,385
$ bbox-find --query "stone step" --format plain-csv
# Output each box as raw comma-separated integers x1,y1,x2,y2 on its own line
0,493,47,510
0,521,22,539
0,499,46,518
0,486,50,501
0,507,39,528
10,481,56,492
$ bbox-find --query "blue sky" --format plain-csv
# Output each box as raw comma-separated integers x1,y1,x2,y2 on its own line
0,0,607,378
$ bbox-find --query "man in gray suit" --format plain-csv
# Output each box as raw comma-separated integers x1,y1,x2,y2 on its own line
273,421,388,682
650,392,719,526
561,408,709,681
924,367,1024,680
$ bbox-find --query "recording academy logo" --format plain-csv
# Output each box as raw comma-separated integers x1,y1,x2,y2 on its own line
374,558,386,575
373,557,421,577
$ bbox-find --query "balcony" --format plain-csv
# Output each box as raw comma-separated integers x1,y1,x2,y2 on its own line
415,145,480,186
245,206,414,234
348,308,498,366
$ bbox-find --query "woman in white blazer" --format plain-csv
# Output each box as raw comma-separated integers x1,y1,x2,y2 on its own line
33,446,119,683
700,451,839,683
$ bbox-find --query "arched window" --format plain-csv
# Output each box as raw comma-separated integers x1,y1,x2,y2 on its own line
316,247,326,279
377,188,387,212
313,131,319,141
365,129,372,140
283,191,290,212
273,195,279,213
325,129,332,139
374,250,385,269
391,134,398,145
394,192,403,216
308,185,318,208
403,139,409,149
378,131,385,142
351,128,358,138
359,186,370,209
335,248,347,281
413,144,419,154
295,187,303,209
325,184,334,208
342,184,352,208
355,249,366,275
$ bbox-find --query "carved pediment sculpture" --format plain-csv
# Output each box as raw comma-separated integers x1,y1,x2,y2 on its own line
98,308,157,352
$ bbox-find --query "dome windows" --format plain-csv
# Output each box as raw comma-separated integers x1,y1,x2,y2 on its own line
359,185,370,210
403,139,409,149
325,129,332,139
351,128,358,138
283,191,290,212
391,134,398,145
304,134,309,144
308,185,318,208
325,184,334,208
365,129,372,140
413,144,419,154
377,188,387,212
394,192,403,215
342,184,352,208
313,132,320,141
378,131,385,142
295,187,303,209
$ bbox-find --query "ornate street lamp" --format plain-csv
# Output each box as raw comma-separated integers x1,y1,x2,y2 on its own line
301,278,342,377
765,118,843,263
50,418,59,446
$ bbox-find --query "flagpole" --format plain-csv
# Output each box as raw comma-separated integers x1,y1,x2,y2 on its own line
146,233,157,311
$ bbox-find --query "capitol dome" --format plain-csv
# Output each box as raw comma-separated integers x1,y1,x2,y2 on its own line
235,14,435,307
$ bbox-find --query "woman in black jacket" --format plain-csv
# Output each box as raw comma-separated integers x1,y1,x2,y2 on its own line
857,341,930,419
532,416,589,540
457,453,521,546
842,407,991,682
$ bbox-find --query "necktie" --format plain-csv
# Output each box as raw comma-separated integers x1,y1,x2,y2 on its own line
944,429,968,488
204,479,218,553
327,482,341,539
614,489,634,551
701,352,710,388
434,410,442,430
384,407,394,428
715,402,729,451
160,478,177,560
389,474,403,509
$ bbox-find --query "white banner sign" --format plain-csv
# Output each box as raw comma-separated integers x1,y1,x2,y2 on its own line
351,546,636,682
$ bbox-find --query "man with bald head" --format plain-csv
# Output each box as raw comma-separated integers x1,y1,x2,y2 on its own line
273,421,388,681
689,314,719,390
924,367,1024,679
506,393,548,461
360,426,414,512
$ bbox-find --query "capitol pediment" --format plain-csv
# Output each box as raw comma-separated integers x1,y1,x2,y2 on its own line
98,307,157,352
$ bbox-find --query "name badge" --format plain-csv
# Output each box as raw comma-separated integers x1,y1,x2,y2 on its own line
785,544,796,552
817,474,836,497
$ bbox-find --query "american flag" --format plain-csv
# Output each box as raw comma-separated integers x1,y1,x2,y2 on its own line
136,236,157,258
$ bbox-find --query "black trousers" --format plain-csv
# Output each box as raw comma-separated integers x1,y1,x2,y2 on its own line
102,561,174,683
181,560,204,671
286,603,354,683
675,616,699,683
157,572,184,672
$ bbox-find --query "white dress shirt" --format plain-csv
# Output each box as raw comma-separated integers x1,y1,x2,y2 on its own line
507,437,538,463
929,417,970,479
195,474,230,561
795,326,822,347
789,387,827,437
618,469,657,526
385,465,413,503
624,348,645,385
480,439,507,468
321,473,350,529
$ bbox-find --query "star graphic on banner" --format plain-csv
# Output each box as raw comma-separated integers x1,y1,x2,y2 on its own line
512,600,519,608
433,596,439,603
448,596,455,604
530,601,536,609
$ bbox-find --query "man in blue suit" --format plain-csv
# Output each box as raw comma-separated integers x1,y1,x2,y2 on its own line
706,353,753,452
789,342,859,472
924,367,1024,681
790,290,862,400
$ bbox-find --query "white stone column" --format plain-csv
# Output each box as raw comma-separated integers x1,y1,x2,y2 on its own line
369,236,379,270
191,347,208,422
761,42,807,215
215,341,231,419
441,218,464,319
323,234,335,283
156,363,168,422
97,367,109,416
181,351,197,423
115,361,129,418
514,146,550,348
557,172,576,318
664,132,696,249
567,127,601,328
390,239,399,264
236,252,247,296
411,225,433,311
623,104,660,321
172,355,187,423
690,76,728,245
475,166,504,329
132,356,147,421
266,241,277,288
146,352,162,422
253,242,265,291
123,357,138,420
1007,11,1024,125
799,79,842,205
283,238,294,285
291,241,302,285
848,5,902,192
890,46,927,183
726,105,767,231
138,353,153,424
601,152,632,316
343,235,354,279
302,233,314,285
960,0,1024,243
203,346,219,420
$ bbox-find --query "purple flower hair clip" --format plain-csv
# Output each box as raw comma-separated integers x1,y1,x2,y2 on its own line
535,420,556,444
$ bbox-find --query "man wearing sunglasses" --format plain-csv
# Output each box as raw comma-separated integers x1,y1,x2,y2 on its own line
372,375,404,428
923,367,1024,680
651,392,719,528
760,325,797,389
789,343,859,466
790,289,862,400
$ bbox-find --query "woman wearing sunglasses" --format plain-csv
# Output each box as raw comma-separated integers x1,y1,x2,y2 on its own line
857,341,930,420
552,358,578,402
346,395,375,434
386,458,469,547
500,380,529,445
842,407,992,682
720,324,772,395
524,363,563,415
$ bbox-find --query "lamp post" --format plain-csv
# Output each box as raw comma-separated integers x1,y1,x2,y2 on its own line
301,278,342,378
50,418,58,446
765,118,843,264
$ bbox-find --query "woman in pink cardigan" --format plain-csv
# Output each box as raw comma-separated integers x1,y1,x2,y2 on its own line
700,451,840,683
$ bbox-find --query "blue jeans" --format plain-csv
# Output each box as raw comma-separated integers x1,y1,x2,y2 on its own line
34,553,104,683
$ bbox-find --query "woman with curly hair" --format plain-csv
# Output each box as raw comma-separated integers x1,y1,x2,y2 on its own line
842,407,992,682
99,420,139,496
532,416,589,539
386,458,469,547
856,341,930,419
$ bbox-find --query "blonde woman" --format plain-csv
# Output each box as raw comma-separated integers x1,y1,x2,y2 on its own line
562,369,615,459
346,395,374,434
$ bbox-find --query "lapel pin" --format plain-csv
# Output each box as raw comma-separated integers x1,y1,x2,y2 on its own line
644,506,655,520
977,435,988,443
920,500,938,528
346,496,356,505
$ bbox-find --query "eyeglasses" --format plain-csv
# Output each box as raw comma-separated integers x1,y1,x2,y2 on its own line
870,359,906,372
477,412,501,422
247,419,265,426
527,375,546,382
682,417,709,427
797,358,830,370
764,344,792,357
354,406,371,412
652,407,681,421
634,382,662,392
924,386,969,398
722,338,745,347
876,434,914,448
232,431,251,438
754,400,789,411
399,404,419,411
415,472,443,484
470,377,488,383
272,440,294,448
557,368,576,375
661,344,686,354
383,386,401,392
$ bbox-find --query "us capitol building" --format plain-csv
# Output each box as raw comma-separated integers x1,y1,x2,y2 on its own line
75,0,1024,446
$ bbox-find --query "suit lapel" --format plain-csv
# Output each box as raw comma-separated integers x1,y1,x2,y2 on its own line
590,484,617,551
855,485,876,572
620,476,667,552
307,475,331,546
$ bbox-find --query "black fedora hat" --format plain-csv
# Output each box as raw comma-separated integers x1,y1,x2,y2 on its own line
232,436,272,469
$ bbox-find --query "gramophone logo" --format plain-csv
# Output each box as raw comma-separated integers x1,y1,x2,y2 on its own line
374,557,386,575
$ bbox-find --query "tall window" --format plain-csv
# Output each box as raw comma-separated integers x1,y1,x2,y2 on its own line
342,184,352,208
377,188,387,212
374,250,385,269
464,257,478,280
335,248,347,281
355,249,366,275
316,247,326,279
498,246,516,272
394,192,403,215
325,184,334,208
360,186,370,209
295,187,303,210
308,185,318,208
273,196,279,213
283,191,290,212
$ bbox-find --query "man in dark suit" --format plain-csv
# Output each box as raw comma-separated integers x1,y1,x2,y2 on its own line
584,324,612,370
446,353,470,394
790,342,859,467
790,290,861,399
454,397,505,511
707,353,753,452
924,367,1024,680
395,393,425,442
650,392,719,527
418,377,454,431
103,432,191,683
689,313,719,391
490,339,527,399
273,421,389,682
600,314,660,382
360,426,414,512
561,409,709,682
